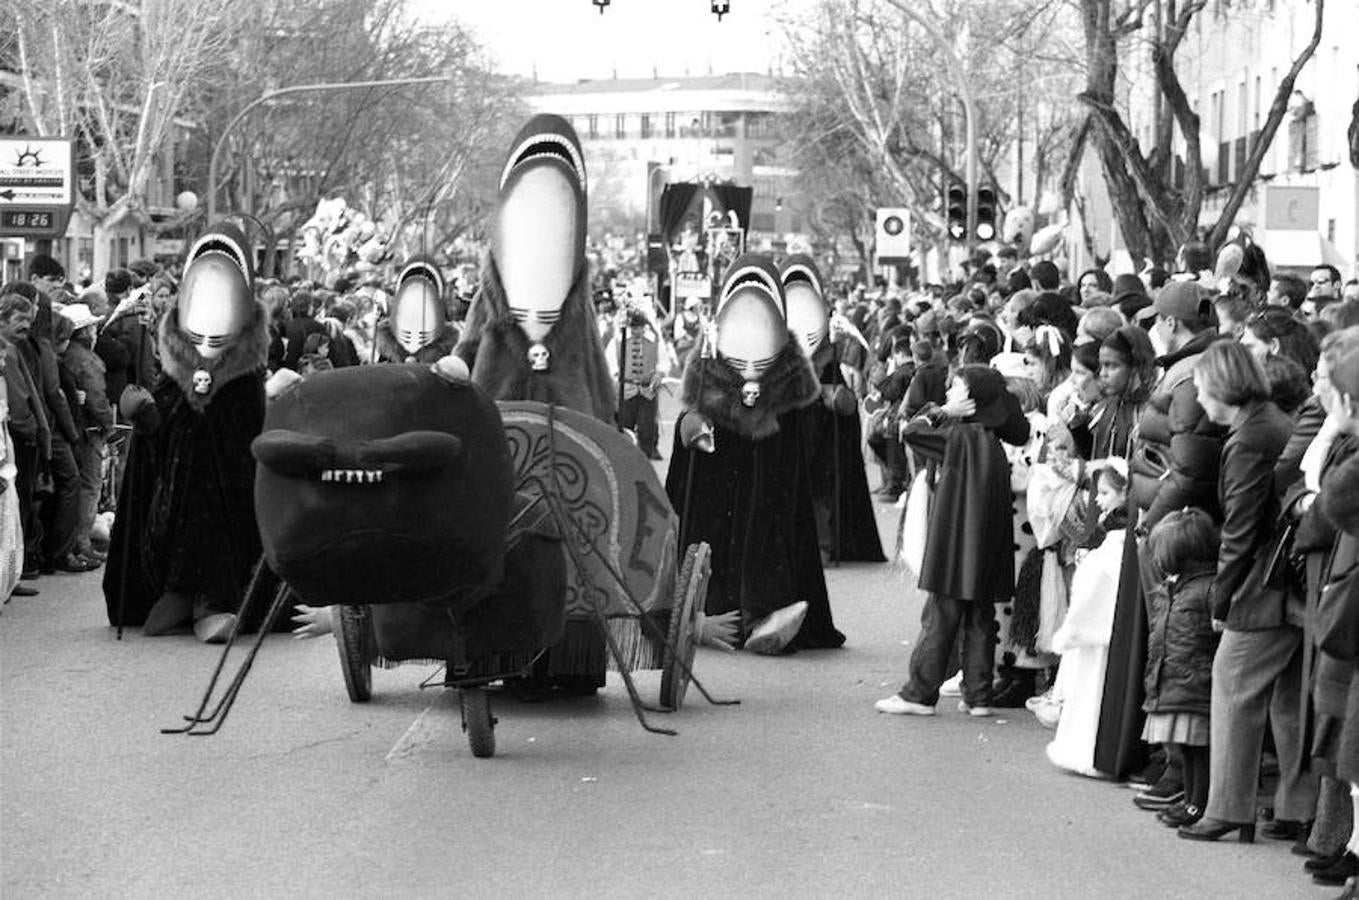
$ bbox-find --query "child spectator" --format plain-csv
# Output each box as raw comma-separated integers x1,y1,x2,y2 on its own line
876,365,1030,717
1046,459,1128,775
1141,507,1220,828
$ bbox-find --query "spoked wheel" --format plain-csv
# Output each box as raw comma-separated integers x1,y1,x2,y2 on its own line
334,604,373,703
461,687,496,758
660,542,711,710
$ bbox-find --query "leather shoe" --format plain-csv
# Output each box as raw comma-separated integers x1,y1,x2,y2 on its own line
1178,818,1256,843
1261,818,1310,842
1158,803,1203,828
1307,849,1350,873
8,584,38,597
1133,787,1185,810
1312,852,1358,887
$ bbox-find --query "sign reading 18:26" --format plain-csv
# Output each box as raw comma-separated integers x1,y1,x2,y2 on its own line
0,137,75,240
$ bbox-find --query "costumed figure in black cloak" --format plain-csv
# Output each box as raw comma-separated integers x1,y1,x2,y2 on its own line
373,256,457,364
664,254,845,653
104,223,269,643
454,114,617,691
780,255,885,564
455,114,615,421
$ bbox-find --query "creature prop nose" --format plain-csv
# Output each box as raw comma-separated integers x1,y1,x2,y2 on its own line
252,430,463,479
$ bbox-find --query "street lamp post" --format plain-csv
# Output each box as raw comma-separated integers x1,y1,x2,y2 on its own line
885,1,980,252
206,75,451,222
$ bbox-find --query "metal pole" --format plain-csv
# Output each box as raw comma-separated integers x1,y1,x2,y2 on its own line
886,1,980,252
207,75,450,221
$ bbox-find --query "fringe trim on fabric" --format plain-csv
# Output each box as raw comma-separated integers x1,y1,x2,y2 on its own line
1010,545,1044,654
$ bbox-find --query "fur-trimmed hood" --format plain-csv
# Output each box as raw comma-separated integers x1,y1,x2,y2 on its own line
373,320,458,365
454,254,616,423
681,335,819,441
158,300,269,411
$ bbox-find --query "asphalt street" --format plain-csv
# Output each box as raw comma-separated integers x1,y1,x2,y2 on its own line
0,408,1321,899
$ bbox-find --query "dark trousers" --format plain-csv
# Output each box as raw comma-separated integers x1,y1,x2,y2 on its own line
12,437,38,572
619,392,659,456
899,594,997,707
38,436,81,566
866,433,907,489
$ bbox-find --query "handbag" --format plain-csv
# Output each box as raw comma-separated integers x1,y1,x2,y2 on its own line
1261,514,1305,592
896,468,931,579
1317,566,1359,661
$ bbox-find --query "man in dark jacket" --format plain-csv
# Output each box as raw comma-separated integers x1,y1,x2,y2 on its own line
1131,281,1227,529
9,283,86,574
97,269,157,404
281,290,324,372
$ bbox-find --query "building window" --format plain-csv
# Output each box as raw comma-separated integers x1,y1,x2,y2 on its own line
640,114,651,139
1327,218,1337,244
664,112,675,138
1289,101,1318,171
615,114,625,139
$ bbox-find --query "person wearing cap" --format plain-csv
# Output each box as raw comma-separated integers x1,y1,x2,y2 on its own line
57,304,113,566
876,365,1030,717
1130,281,1228,527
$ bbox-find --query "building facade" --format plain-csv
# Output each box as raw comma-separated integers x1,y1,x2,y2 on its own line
525,73,806,254
1087,0,1357,276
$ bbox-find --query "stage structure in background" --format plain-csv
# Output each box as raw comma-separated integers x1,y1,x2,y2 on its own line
657,181,753,314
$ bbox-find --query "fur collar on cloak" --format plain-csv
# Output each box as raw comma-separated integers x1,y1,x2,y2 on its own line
373,321,457,365
158,300,269,412
454,255,616,423
681,335,819,441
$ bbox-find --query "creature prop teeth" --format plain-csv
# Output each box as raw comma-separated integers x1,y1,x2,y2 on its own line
319,469,385,484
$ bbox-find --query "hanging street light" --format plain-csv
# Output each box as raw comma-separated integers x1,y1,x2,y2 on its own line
712,0,730,20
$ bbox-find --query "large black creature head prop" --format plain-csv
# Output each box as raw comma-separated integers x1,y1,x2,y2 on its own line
778,254,829,360
177,223,256,361
493,114,587,370
714,253,788,408
251,363,513,610
391,255,447,357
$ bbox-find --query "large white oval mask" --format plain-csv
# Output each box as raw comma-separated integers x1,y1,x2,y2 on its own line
495,166,578,343
178,254,252,360
783,282,828,358
392,278,443,354
716,288,783,380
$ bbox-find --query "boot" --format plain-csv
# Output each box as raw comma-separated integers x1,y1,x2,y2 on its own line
991,666,1038,708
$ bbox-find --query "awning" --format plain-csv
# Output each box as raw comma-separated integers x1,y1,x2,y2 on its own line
1258,229,1349,271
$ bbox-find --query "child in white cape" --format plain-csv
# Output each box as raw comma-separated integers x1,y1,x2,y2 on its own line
1045,458,1128,777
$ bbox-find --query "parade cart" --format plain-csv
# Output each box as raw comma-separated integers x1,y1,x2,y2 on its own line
330,401,715,757
166,366,726,757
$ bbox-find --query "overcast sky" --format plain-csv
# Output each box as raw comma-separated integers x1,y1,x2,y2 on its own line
413,0,796,82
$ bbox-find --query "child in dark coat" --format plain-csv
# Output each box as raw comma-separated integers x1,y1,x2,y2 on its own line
1142,508,1220,827
875,365,1030,716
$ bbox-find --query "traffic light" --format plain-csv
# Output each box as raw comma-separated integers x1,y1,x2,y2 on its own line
946,181,967,242
975,184,997,242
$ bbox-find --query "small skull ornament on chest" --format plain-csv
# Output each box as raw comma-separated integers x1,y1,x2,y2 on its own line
741,380,761,407
192,369,213,395
527,343,550,371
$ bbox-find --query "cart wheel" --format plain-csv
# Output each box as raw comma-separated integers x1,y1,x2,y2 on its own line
334,604,373,703
461,688,496,758
660,542,711,710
